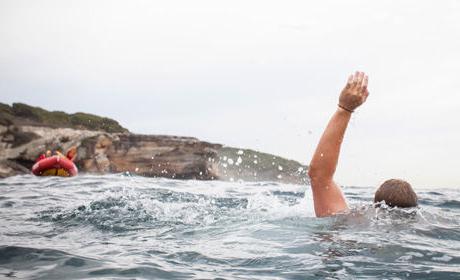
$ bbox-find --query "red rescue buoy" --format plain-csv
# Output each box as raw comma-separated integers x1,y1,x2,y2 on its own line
32,156,78,177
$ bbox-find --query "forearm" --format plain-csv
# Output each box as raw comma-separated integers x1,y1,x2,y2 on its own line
308,108,351,181
308,107,351,217
307,71,368,217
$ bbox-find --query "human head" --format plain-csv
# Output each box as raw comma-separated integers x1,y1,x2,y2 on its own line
374,179,418,208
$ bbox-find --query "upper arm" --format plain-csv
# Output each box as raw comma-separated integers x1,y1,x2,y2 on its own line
310,177,349,217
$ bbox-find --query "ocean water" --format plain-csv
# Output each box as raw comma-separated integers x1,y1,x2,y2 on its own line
0,174,459,279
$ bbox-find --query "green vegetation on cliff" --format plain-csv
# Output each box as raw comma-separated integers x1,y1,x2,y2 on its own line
216,146,308,184
0,103,128,133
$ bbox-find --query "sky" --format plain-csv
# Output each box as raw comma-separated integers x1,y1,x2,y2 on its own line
1,0,459,188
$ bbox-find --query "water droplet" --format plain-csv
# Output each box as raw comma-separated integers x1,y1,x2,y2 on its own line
236,156,242,166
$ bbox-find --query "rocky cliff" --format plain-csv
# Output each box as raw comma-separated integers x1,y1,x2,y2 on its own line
0,103,308,184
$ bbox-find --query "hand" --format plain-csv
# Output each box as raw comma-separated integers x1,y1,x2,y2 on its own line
66,147,78,161
338,71,369,112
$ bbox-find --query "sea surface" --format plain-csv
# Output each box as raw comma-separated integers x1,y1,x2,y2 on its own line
1,174,459,279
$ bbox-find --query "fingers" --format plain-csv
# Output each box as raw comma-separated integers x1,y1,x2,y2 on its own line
349,71,362,88
356,72,365,88
363,89,369,102
346,74,353,88
351,71,359,88
349,71,368,92
361,75,368,94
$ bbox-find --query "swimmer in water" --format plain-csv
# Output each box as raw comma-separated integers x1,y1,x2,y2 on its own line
308,71,418,217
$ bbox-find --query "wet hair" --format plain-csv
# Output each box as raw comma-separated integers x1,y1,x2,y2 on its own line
374,179,418,208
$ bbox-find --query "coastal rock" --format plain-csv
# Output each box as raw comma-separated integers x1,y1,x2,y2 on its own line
0,125,220,180
0,103,308,184
77,133,221,180
0,160,29,178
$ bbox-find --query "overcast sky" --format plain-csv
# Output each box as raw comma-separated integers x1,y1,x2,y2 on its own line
1,0,459,188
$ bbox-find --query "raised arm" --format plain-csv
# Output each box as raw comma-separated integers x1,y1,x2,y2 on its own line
308,72,369,217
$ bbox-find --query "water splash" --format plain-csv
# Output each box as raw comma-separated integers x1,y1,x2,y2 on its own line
0,175,459,279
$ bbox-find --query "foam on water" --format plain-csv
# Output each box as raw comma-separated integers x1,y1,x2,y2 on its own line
1,174,460,279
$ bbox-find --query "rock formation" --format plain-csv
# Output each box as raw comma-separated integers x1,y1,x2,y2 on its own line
0,103,308,184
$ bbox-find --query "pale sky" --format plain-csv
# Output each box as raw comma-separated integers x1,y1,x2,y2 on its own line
1,0,459,188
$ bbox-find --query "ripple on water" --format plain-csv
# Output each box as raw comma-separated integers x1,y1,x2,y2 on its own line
0,175,459,279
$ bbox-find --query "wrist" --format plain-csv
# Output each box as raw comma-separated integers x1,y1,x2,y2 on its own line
337,104,354,114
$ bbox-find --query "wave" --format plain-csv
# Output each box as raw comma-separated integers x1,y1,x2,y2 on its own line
2,175,460,279
34,184,310,233
0,245,191,279
437,200,460,209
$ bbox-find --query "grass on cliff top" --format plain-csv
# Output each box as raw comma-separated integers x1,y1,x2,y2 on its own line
215,146,309,184
218,146,306,169
0,102,128,133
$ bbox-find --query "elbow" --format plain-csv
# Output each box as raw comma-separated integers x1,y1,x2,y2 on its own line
307,164,323,183
307,164,332,184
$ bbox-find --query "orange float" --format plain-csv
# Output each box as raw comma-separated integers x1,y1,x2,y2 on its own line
32,155,78,177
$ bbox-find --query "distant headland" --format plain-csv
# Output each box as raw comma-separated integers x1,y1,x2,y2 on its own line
0,102,308,184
